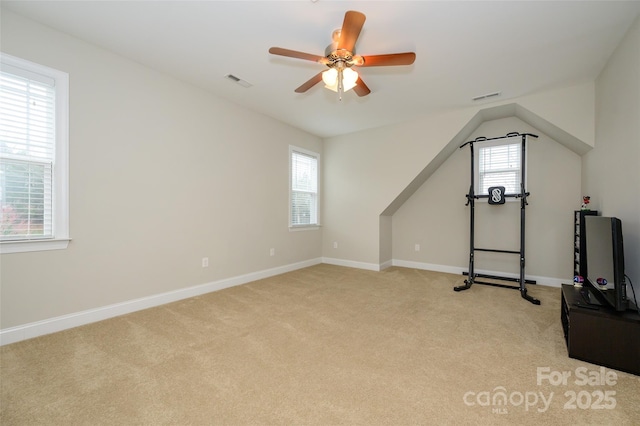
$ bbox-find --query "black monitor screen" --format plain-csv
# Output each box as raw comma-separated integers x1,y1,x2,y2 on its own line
584,215,627,311
585,217,615,289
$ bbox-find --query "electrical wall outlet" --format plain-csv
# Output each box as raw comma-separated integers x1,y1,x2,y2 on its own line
269,248,275,256
202,257,209,268
333,242,338,249
415,244,420,252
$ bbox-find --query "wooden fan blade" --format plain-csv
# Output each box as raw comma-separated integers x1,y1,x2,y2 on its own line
337,11,366,52
353,77,371,97
269,47,327,63
359,52,416,67
295,72,323,93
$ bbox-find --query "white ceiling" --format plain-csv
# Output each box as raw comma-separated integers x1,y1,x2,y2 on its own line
3,1,640,138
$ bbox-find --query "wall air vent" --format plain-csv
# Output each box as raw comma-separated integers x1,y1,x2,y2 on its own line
472,91,501,102
224,74,252,88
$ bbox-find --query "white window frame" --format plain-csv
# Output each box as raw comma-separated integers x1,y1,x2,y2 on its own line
474,137,526,201
289,146,320,230
0,53,69,254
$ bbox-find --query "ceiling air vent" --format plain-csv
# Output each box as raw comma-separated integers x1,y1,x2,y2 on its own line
472,91,501,102
224,74,252,88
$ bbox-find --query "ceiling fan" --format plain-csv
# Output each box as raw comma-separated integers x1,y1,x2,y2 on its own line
269,10,416,99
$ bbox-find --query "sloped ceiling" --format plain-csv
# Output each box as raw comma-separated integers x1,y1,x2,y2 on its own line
381,103,592,216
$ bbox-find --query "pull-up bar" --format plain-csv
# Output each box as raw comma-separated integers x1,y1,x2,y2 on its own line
454,131,541,305
459,132,538,148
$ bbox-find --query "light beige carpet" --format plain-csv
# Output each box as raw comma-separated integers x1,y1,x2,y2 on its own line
1,264,639,425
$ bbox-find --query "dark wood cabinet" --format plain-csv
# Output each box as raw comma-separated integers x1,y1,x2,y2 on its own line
561,284,640,375
574,210,597,279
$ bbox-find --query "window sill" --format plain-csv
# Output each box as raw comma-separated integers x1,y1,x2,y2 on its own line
289,225,320,232
0,238,71,254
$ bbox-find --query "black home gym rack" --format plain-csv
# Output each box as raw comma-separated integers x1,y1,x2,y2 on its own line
454,132,541,305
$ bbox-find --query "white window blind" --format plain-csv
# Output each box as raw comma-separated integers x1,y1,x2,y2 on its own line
290,148,318,227
477,142,521,195
1,60,56,241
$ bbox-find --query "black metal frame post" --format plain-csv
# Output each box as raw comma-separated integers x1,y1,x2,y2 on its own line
454,132,540,305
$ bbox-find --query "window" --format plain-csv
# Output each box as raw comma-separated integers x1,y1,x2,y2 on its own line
475,138,524,196
289,146,319,228
0,53,69,253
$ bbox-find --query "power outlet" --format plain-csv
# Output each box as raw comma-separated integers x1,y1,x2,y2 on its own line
333,242,338,249
269,248,275,256
202,257,209,268
414,244,420,252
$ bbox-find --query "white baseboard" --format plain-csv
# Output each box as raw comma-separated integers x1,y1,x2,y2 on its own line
391,259,567,288
379,259,393,271
321,257,382,271
0,258,322,346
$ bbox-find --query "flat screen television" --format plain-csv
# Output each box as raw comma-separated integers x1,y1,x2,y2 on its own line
584,216,628,311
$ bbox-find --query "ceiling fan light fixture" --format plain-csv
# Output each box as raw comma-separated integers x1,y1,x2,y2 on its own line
322,67,358,93
322,68,338,88
342,67,358,91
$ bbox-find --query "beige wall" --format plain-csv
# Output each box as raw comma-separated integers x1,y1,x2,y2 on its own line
392,117,582,283
585,16,640,296
322,111,475,268
0,10,322,329
322,84,596,269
